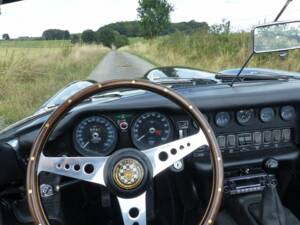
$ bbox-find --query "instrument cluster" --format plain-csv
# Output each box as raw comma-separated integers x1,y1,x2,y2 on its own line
72,112,175,156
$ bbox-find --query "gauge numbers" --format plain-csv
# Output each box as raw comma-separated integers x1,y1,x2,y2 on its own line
73,116,117,156
131,112,174,150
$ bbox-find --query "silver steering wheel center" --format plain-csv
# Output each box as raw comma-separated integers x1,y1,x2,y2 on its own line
113,158,145,190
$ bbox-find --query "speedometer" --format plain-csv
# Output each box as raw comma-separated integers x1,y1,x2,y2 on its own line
131,112,174,150
73,116,118,156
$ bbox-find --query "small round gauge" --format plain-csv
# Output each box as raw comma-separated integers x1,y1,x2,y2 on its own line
73,116,118,155
215,112,230,127
280,105,296,121
131,112,174,150
260,107,275,123
236,109,254,125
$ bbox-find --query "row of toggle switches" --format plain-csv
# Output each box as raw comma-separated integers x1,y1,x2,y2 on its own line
217,128,292,149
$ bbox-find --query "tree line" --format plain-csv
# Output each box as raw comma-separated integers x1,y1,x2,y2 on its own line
36,20,209,49
1,0,230,49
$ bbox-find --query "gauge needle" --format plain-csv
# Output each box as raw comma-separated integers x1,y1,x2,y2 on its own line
83,141,90,149
137,135,146,141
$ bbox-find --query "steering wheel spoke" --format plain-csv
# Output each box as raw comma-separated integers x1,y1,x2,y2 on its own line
117,192,147,225
143,130,208,176
37,153,108,186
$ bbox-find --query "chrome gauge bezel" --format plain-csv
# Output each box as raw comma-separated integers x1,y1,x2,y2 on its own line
215,112,231,128
131,112,174,150
73,115,118,156
236,109,254,125
260,107,275,123
280,105,296,121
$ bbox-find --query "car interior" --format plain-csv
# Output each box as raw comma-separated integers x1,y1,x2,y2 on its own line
1,0,300,225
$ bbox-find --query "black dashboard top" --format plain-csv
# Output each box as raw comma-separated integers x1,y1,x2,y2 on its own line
2,79,300,141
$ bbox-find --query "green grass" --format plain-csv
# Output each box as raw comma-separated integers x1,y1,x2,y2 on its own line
124,31,300,72
0,41,108,127
0,40,72,48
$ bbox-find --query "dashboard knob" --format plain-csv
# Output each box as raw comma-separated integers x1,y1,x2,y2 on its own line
264,158,279,174
119,121,129,130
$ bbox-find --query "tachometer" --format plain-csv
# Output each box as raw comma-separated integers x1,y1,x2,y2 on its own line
131,112,174,150
73,116,118,156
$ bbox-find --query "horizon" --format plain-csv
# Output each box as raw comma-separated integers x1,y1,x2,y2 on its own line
1,0,300,39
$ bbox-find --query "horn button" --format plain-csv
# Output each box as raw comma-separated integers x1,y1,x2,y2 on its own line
105,148,152,198
113,158,144,190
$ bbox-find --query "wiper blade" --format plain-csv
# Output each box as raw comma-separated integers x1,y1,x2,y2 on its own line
153,77,217,85
216,73,296,82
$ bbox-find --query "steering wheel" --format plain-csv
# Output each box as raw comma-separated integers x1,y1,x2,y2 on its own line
27,80,224,225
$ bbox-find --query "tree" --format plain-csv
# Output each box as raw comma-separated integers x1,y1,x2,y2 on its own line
2,33,10,40
81,30,96,44
95,28,129,49
114,34,129,49
137,0,174,39
209,19,231,35
99,21,142,37
71,34,81,44
42,29,70,40
96,28,117,48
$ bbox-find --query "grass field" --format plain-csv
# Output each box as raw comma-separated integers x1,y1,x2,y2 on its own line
124,31,300,72
0,40,73,48
0,40,108,127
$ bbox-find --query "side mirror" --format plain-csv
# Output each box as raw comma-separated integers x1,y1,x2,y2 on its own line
253,21,300,53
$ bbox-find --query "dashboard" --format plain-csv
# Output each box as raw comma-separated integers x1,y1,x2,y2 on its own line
68,105,298,162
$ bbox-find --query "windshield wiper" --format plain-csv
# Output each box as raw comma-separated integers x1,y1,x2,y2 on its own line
216,73,297,82
153,77,218,85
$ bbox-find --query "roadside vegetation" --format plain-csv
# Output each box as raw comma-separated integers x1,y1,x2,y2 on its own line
124,31,300,72
0,41,108,126
0,40,72,48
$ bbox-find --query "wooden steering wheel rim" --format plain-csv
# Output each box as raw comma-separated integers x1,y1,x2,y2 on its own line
26,79,224,225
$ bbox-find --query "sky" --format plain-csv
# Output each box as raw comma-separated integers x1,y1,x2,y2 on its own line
0,0,300,38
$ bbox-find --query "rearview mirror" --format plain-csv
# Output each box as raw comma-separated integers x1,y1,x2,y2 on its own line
253,21,300,53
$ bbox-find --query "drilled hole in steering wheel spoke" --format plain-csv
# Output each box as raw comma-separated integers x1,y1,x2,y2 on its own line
158,152,168,161
64,164,70,170
170,148,177,155
84,164,94,174
73,164,81,171
129,207,139,218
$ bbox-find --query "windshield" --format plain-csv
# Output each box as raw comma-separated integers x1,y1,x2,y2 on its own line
0,0,300,128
